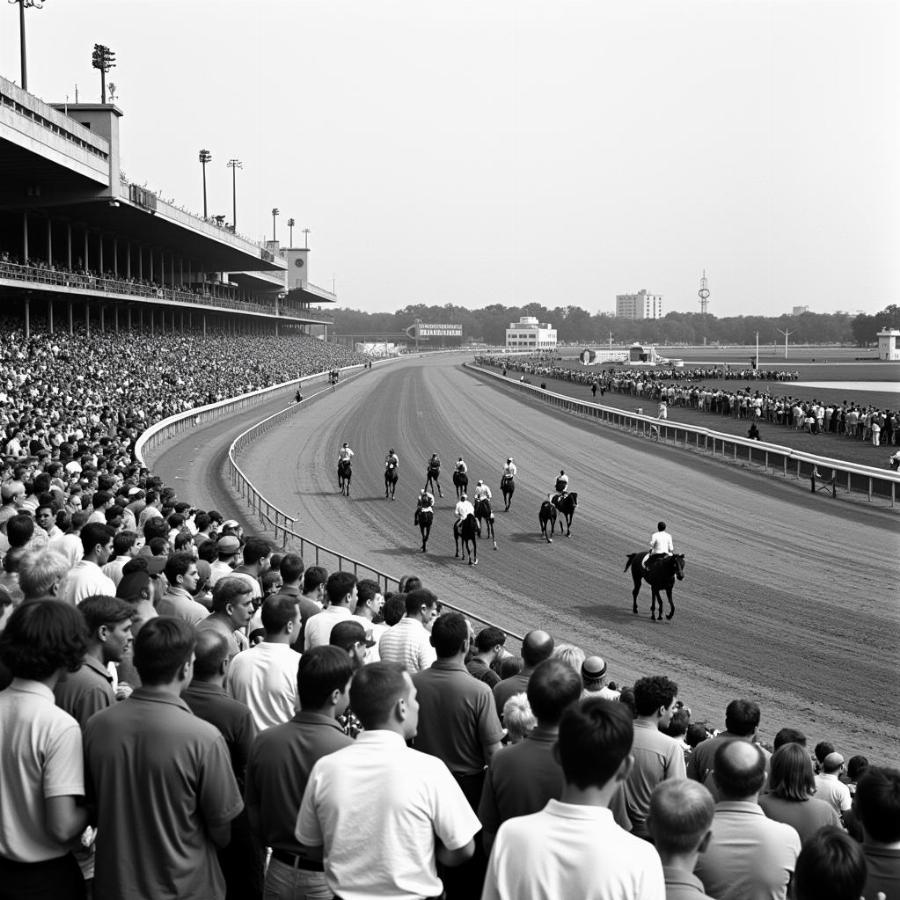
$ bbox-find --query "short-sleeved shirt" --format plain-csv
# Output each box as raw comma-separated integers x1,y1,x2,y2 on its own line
813,773,853,815
758,793,841,844
0,679,84,862
245,711,352,854
663,865,715,900
304,605,352,650
57,560,117,606
466,656,501,688
296,730,480,900
624,719,686,837
226,642,301,731
493,671,532,719
412,659,503,776
54,654,116,726
84,688,243,900
157,586,209,625
378,618,436,673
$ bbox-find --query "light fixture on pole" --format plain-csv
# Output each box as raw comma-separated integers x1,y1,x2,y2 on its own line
198,149,212,219
271,208,279,243
10,0,44,92
303,227,311,250
91,43,115,103
776,327,794,360
287,218,295,247
226,159,242,229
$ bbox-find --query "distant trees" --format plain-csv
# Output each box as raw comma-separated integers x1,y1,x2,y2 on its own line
331,303,884,346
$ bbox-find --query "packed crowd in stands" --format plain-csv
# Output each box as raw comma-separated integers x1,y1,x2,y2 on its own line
478,354,899,448
0,329,896,900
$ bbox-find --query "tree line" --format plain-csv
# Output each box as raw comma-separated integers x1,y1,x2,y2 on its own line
333,303,900,347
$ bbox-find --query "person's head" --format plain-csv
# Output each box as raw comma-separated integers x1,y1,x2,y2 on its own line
17,548,70,600
713,739,767,801
686,722,711,749
216,535,241,562
405,588,438,624
430,612,469,658
164,552,199,593
648,779,715,858
526,657,583,726
299,645,354,714
580,655,609,692
500,655,524,679
794,827,868,900
143,517,169,543
279,553,304,586
557,697,633,791
474,625,506,661
521,629,554,668
773,726,807,751
193,512,211,534
633,675,679,724
80,522,115,564
666,708,691,740
0,599,88,680
79,595,134,663
192,628,231,681
329,620,373,670
768,742,816,801
260,594,300,638
397,574,422,593
846,755,869,784
242,537,272,571
210,576,255,629
855,766,900,844
551,642,586,675
173,531,195,554
302,565,328,597
724,699,761,737
815,740,835,768
355,579,384,618
112,529,139,559
350,661,418,737
657,521,666,532
6,514,35,549
91,490,113,511
0,480,25,507
35,503,56,533
822,752,845,775
502,693,536,743
382,593,407,626
133,616,195,688
261,569,282,597
325,571,357,608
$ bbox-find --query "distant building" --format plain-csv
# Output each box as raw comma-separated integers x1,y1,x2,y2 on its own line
792,305,810,315
505,316,557,350
877,329,900,361
616,289,662,320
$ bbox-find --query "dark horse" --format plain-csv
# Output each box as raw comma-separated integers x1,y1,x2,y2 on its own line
624,553,685,621
453,512,479,565
338,459,352,496
452,469,469,500
384,462,398,500
538,499,557,543
415,507,433,552
500,474,515,511
551,492,578,537
474,497,497,550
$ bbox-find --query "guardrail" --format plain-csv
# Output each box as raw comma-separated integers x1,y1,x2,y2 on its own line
466,363,900,508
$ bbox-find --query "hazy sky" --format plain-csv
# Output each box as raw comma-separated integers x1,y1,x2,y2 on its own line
4,0,898,316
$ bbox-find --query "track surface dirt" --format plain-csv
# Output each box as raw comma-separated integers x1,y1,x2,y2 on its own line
155,353,900,762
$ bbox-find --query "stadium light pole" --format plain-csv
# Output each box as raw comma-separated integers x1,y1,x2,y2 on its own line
271,208,279,243
91,43,116,103
198,150,212,219
226,159,242,229
10,0,44,92
287,218,295,247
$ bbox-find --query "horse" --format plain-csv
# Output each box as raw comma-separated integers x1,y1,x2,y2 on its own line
474,497,497,550
452,469,469,500
415,507,433,552
384,462,398,500
500,474,515,511
453,512,479,565
425,464,443,498
538,499,557,543
624,553,685,621
551,491,578,537
337,459,352,496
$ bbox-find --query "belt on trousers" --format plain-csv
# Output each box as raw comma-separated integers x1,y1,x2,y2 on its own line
270,848,324,871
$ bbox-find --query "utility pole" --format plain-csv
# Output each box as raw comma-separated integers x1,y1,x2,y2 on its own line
776,327,794,359
198,150,212,219
226,159,242,229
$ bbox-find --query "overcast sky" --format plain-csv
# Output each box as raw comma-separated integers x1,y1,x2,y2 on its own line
4,0,898,317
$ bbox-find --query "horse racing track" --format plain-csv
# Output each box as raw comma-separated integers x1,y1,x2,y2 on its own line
224,353,899,763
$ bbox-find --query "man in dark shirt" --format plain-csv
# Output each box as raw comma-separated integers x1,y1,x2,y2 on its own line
466,626,506,688
856,766,900,900
492,629,554,716
245,645,354,899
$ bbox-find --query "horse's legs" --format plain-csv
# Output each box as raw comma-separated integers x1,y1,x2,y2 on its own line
632,574,641,614
471,537,478,565
666,588,675,620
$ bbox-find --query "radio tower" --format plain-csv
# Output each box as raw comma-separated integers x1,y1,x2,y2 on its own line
698,270,710,315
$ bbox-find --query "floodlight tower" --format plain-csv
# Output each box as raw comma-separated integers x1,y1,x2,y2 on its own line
698,270,710,315
91,43,116,104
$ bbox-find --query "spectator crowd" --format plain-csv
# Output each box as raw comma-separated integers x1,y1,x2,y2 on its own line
0,327,896,900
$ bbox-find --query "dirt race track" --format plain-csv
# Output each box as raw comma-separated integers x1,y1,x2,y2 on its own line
156,353,900,763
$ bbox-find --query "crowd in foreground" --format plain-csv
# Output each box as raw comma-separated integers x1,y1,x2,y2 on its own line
0,328,896,900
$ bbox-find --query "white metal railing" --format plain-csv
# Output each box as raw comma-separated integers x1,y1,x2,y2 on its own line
466,363,900,508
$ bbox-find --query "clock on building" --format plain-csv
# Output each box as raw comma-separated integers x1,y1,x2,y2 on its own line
294,259,305,268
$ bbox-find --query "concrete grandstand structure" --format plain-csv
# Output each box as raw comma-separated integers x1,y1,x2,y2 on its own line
0,74,336,336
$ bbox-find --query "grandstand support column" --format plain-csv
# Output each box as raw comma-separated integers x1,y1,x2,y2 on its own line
67,224,72,269
85,304,90,336
170,255,175,288
127,306,132,330
22,211,28,260
98,234,103,274
48,299,53,334
83,231,89,272
149,249,153,282
202,314,206,339
126,242,131,279
113,238,118,277
68,301,73,335
100,306,105,332
24,297,30,339
114,305,119,333
139,307,143,332
138,246,143,280
180,311,184,332
46,218,52,265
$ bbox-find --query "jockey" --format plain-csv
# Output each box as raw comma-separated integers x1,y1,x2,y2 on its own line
338,442,354,463
472,479,492,502
645,521,674,571
428,453,441,474
454,492,474,525
502,457,517,480
418,488,435,510
385,448,399,469
425,453,443,498
554,469,569,499
455,457,468,476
